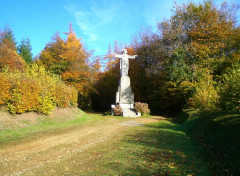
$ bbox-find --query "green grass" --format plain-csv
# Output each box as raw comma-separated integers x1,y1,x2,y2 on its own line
4,110,235,175
0,111,109,146
184,111,240,175
34,119,211,176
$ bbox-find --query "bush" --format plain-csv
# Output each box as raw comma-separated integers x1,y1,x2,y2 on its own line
0,64,78,114
191,72,219,114
0,72,12,105
36,92,56,114
219,67,240,112
135,102,150,116
7,78,41,113
113,105,122,116
54,83,78,108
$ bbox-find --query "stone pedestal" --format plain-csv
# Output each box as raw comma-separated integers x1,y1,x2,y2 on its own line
116,76,134,105
114,76,140,117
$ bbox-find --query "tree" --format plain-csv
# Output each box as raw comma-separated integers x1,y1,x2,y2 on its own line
37,25,92,109
123,0,239,115
18,38,33,64
0,25,26,71
37,32,67,74
0,24,17,50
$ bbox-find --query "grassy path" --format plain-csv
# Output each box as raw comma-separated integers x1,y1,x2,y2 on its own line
0,113,211,176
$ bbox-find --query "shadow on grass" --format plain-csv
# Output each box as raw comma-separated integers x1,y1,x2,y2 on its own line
184,112,240,175
101,121,210,176
34,119,211,176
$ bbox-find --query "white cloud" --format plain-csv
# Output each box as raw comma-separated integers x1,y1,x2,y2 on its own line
65,1,119,43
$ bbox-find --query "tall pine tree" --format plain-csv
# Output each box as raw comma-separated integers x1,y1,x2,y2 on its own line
18,38,33,64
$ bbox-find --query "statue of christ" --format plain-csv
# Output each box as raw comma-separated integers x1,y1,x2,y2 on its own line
115,49,137,76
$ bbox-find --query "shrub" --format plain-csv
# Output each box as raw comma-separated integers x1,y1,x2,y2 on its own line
113,105,122,116
0,64,78,114
54,83,78,108
0,73,12,105
36,92,56,114
69,88,78,107
54,82,71,108
135,102,150,116
219,67,240,112
192,72,219,114
7,78,41,113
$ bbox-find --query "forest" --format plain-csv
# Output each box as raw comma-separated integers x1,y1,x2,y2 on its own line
1,1,239,117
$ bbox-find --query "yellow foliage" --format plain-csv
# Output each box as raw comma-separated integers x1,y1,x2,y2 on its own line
0,73,12,105
54,82,78,108
36,92,56,115
192,72,219,113
0,64,78,114
7,78,41,114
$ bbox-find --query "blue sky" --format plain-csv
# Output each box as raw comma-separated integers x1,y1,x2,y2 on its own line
0,0,239,58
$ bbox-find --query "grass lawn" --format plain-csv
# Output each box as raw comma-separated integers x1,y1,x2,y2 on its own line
0,111,216,175
32,118,211,176
0,111,117,146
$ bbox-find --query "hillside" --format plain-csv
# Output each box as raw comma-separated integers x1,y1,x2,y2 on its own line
184,110,240,175
0,107,84,130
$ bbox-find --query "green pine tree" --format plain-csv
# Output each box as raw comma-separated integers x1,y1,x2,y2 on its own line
18,38,33,64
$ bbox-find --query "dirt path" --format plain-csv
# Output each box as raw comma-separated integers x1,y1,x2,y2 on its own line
0,115,165,176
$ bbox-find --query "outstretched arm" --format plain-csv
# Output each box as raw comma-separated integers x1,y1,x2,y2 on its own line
114,53,122,58
128,55,138,59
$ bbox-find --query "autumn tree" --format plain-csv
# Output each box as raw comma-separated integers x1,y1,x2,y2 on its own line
124,0,239,115
0,25,26,71
37,25,92,109
37,33,66,74
61,30,92,109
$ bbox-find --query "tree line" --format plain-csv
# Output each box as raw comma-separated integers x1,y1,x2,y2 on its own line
0,0,239,116
91,0,240,115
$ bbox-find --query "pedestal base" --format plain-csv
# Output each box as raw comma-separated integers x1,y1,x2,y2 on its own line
111,104,141,117
113,73,140,117
115,76,134,104
119,103,134,109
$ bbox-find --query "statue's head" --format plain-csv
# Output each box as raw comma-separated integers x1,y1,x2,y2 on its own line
122,49,127,54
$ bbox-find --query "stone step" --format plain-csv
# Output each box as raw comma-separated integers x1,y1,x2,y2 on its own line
122,108,141,117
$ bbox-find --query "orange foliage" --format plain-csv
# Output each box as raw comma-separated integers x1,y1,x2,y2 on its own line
37,25,93,109
0,43,26,71
61,70,91,94
188,2,233,59
54,82,78,108
126,47,137,55
61,32,85,63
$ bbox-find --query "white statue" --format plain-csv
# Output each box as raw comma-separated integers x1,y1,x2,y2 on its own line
112,48,140,117
115,49,137,76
